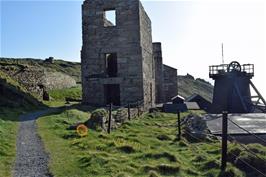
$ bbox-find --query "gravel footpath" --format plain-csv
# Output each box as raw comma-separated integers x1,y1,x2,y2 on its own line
13,110,53,177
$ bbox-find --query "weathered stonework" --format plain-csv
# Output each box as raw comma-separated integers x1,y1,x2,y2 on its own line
153,42,165,103
0,65,76,98
81,0,155,109
163,65,178,102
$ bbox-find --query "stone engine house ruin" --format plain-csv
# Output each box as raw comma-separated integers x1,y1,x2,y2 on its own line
81,0,177,108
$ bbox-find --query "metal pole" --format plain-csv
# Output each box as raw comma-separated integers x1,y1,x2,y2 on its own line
177,110,181,140
221,111,228,171
108,103,112,134
128,103,131,120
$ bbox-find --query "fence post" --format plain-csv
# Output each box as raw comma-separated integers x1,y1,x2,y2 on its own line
221,111,228,171
137,101,140,117
177,110,181,140
108,103,112,134
128,103,131,120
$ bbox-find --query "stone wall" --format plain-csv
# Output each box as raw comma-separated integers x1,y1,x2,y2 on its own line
43,72,76,90
153,42,165,103
81,0,155,108
163,64,178,102
0,65,76,98
139,2,155,109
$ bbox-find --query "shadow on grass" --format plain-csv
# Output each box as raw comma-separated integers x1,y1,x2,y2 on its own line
0,77,49,122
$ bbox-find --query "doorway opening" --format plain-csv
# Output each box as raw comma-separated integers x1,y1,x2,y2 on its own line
104,84,120,106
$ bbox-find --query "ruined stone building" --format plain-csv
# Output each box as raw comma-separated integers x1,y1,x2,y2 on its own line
153,43,178,103
81,0,177,108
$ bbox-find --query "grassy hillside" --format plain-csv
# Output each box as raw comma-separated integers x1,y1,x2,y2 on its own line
178,74,213,102
0,71,44,177
37,108,258,177
0,108,29,177
0,58,213,102
0,58,81,82
49,84,82,101
0,70,43,108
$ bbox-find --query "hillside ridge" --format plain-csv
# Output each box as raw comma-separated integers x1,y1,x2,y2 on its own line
0,58,213,101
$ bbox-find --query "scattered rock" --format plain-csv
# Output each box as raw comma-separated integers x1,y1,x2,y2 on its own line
44,57,54,64
85,109,115,131
182,114,210,140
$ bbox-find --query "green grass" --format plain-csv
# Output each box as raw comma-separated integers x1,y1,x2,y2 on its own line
0,58,81,82
0,70,43,108
0,70,45,177
0,108,28,177
48,85,82,101
37,110,247,177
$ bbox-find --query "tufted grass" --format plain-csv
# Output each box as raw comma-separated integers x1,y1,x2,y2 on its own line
48,85,82,101
37,109,253,177
0,70,45,177
0,108,29,177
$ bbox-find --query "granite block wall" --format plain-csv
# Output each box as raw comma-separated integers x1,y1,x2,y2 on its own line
81,0,155,108
163,64,178,102
153,42,165,103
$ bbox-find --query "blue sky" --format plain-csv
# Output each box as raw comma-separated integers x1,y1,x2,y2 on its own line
1,0,265,97
0,1,198,62
1,1,82,61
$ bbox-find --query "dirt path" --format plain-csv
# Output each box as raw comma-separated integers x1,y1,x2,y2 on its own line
12,110,53,177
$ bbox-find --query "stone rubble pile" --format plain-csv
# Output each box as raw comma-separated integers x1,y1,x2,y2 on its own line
181,114,212,140
85,107,141,131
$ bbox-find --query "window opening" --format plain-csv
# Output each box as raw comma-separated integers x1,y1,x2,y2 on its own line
105,53,118,77
104,10,116,27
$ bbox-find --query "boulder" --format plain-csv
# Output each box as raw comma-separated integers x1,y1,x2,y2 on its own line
86,109,107,130
85,109,116,131
182,114,209,140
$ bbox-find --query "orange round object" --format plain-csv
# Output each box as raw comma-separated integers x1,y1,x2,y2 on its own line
76,124,88,137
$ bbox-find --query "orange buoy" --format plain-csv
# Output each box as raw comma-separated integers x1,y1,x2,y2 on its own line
76,124,88,137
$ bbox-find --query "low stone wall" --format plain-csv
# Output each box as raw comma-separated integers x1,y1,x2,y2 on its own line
85,106,144,132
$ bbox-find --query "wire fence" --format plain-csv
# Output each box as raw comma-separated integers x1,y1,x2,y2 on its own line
178,111,266,176
226,116,266,176
228,118,266,144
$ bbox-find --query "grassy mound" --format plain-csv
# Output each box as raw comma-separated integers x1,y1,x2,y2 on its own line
37,110,253,177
